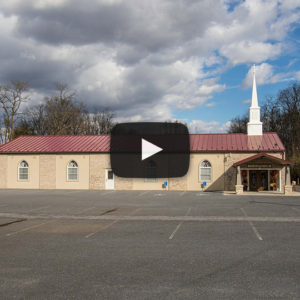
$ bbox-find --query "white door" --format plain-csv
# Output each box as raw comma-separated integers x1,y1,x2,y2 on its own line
105,169,114,190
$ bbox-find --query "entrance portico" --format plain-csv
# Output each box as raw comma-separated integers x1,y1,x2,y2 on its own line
234,153,293,194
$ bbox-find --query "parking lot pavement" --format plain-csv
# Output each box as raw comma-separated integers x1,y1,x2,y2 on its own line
0,189,300,299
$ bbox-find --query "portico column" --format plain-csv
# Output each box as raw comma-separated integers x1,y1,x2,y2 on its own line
235,166,243,194
284,165,293,195
286,165,291,186
237,166,241,185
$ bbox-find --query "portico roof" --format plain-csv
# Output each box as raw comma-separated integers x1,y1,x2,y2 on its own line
233,153,293,166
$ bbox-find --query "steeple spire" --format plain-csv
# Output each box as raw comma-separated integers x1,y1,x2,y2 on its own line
247,64,262,136
251,64,258,107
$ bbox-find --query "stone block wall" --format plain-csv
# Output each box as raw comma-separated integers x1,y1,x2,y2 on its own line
39,155,56,189
168,177,187,190
0,155,8,188
115,176,133,190
89,154,110,189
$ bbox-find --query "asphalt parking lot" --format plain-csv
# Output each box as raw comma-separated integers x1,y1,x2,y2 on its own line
0,189,300,299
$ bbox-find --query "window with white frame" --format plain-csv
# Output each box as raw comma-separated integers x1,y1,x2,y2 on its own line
200,160,212,181
67,160,78,181
18,160,29,181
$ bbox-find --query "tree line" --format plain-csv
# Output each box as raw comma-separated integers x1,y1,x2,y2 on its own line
228,82,300,180
0,81,115,144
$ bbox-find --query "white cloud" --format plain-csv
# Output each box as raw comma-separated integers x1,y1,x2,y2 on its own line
188,120,231,133
279,0,300,11
33,0,67,9
295,71,300,80
205,102,216,107
0,0,299,121
115,103,172,122
242,63,296,88
220,41,281,65
241,99,251,105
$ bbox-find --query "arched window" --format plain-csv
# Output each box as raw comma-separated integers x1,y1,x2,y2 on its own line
18,160,29,181
145,160,156,182
67,160,78,181
200,160,212,181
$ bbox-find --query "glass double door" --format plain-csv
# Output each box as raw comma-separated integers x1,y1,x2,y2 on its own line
249,170,268,191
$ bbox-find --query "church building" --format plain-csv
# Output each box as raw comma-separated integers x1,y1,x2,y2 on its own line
0,68,293,194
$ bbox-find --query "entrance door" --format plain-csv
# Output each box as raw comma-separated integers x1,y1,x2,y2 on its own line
259,171,268,190
105,169,114,190
249,170,268,191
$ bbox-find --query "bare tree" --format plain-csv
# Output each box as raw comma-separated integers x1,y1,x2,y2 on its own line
0,81,29,141
21,104,47,136
261,96,280,133
0,115,7,144
13,119,34,137
43,83,87,135
17,84,116,136
87,110,115,135
276,83,300,155
227,115,248,133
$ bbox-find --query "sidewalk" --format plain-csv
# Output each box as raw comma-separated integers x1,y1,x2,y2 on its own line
224,191,300,197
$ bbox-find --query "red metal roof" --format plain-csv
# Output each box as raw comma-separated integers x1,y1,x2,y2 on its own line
0,135,110,153
233,152,293,166
0,133,284,154
189,133,285,152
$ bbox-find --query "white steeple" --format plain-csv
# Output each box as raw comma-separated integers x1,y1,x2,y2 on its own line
247,64,263,136
251,64,258,107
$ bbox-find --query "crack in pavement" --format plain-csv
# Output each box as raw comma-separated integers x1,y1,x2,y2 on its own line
0,218,27,227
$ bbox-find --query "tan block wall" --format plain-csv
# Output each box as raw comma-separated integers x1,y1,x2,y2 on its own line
164,153,227,191
115,176,133,190
0,151,287,191
39,155,56,189
185,153,226,191
56,154,89,189
132,178,168,190
7,155,40,189
0,155,8,188
89,154,110,189
167,152,285,192
168,176,188,191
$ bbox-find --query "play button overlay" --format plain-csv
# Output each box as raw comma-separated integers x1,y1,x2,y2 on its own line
110,122,190,178
142,138,163,161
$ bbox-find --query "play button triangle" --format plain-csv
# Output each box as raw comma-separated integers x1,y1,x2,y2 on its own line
142,138,163,161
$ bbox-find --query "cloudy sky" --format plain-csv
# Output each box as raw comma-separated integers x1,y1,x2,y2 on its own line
0,0,300,132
